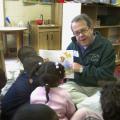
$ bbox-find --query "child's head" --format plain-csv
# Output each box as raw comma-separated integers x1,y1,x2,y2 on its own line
22,55,43,78
37,61,65,103
12,104,59,120
37,61,65,86
100,81,120,120
17,46,37,63
0,69,7,92
22,55,43,89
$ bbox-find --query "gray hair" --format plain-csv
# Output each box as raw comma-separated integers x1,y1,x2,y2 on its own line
71,14,93,28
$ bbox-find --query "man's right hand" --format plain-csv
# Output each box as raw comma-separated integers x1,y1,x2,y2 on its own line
72,62,83,73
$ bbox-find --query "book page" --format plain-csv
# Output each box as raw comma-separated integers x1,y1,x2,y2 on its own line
39,50,74,79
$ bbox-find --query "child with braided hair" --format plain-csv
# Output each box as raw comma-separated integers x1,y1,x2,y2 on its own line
30,61,76,120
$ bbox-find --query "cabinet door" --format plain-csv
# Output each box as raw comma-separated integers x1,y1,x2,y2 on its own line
31,27,61,51
48,31,61,50
38,32,48,50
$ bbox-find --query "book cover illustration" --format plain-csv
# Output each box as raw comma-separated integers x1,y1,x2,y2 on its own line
39,50,74,78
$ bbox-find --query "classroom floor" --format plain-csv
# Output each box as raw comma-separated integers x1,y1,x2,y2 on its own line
1,58,120,96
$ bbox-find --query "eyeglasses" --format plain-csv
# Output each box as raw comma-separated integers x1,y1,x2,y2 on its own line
73,28,89,36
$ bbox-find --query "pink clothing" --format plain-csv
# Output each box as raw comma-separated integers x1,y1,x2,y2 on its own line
30,86,76,120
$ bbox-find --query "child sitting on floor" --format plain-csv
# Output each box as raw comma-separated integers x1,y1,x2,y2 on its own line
30,62,76,120
12,104,59,120
17,46,38,72
1,56,43,120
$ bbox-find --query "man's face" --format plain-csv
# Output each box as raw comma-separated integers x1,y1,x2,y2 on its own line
71,20,94,47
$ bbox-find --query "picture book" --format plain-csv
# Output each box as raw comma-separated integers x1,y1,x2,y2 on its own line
39,50,74,78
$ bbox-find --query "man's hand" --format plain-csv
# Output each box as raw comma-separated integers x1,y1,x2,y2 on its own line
72,62,83,73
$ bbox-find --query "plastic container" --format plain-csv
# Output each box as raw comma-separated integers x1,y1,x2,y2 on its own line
35,14,43,25
35,19,43,25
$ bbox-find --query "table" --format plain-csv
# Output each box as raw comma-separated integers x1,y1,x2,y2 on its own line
0,27,27,52
0,48,5,71
0,37,5,71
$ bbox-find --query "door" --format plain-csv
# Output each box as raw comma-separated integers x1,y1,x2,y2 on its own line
38,32,48,50
48,31,61,50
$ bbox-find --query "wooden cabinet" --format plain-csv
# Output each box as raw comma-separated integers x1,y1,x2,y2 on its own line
30,25,61,52
81,3,120,65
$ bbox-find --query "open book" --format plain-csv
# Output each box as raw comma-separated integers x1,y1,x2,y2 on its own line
39,50,74,79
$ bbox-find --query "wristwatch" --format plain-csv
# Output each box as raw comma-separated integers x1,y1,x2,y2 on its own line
79,66,83,73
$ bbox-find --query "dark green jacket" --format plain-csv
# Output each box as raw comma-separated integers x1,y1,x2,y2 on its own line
67,32,116,86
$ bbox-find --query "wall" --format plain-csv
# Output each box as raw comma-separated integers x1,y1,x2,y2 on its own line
62,3,81,50
0,0,4,26
4,0,52,49
5,0,51,26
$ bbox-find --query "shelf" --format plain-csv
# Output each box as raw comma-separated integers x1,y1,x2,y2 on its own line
95,25,120,29
82,2,120,8
23,0,54,4
37,24,60,28
41,2,55,5
23,0,39,4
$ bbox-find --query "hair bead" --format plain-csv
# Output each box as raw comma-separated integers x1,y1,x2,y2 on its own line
55,62,59,69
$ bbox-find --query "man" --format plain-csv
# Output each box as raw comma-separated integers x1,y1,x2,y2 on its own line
60,14,116,101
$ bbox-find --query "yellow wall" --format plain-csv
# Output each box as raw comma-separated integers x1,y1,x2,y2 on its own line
4,1,52,48
5,1,51,26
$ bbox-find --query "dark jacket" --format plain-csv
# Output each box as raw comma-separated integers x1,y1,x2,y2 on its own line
67,32,116,86
1,72,37,120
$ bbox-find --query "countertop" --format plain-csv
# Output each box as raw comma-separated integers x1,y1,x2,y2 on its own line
0,26,27,31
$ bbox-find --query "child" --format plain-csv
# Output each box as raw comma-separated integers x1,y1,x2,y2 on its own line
17,46,38,72
17,46,37,64
12,104,59,120
30,62,76,120
0,69,7,93
70,81,119,120
101,81,120,120
1,56,43,120
0,68,7,111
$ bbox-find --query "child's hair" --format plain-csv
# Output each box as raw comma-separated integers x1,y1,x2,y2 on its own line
17,46,37,63
22,56,44,90
100,81,120,120
0,69,7,91
22,55,43,77
37,61,65,103
12,104,59,120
